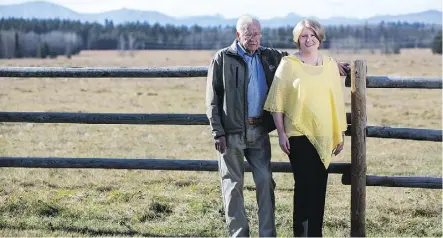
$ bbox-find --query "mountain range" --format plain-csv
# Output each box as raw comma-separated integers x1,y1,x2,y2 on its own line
0,1,441,27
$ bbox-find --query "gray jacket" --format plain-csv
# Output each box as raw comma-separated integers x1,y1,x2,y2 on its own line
206,41,288,139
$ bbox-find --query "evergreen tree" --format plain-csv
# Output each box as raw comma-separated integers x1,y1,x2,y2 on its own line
431,31,442,54
14,32,22,58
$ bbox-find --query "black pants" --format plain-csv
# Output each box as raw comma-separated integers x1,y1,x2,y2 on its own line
288,136,328,237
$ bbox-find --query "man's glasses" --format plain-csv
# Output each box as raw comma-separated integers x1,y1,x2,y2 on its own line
243,32,262,40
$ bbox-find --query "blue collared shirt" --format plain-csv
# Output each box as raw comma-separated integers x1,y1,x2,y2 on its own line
237,43,268,118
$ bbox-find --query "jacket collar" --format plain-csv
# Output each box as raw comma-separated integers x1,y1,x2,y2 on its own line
227,40,265,56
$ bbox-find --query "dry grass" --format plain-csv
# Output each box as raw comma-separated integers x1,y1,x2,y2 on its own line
0,48,441,237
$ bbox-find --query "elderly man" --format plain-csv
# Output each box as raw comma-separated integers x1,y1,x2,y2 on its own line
206,15,285,237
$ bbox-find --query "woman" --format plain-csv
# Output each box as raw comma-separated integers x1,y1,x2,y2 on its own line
264,19,347,237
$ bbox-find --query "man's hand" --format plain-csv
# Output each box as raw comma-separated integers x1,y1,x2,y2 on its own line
337,61,350,76
215,136,227,154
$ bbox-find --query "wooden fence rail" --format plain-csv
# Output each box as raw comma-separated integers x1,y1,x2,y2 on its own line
345,75,442,88
341,173,442,189
0,66,208,78
0,157,440,190
0,112,441,141
366,126,442,141
0,157,350,174
0,66,441,89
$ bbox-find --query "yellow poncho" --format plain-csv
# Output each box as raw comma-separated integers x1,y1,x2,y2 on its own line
264,55,347,168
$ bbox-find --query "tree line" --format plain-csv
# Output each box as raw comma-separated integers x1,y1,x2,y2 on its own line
0,17,441,59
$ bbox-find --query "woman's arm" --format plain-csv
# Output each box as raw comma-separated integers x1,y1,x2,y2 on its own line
272,112,290,155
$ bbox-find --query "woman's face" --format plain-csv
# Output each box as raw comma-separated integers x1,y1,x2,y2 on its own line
298,27,320,53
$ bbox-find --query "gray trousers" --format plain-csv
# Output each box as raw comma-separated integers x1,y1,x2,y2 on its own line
218,124,276,237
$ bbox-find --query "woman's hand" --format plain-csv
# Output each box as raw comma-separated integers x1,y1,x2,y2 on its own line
333,141,344,156
278,134,291,155
272,112,290,155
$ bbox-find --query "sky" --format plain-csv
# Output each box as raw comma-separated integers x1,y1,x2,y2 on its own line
1,0,442,19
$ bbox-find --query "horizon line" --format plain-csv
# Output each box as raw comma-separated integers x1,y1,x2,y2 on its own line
0,0,441,20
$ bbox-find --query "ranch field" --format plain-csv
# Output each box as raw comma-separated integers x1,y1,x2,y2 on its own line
0,48,441,236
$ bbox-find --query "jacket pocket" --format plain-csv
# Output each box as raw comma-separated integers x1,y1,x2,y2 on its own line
235,67,239,88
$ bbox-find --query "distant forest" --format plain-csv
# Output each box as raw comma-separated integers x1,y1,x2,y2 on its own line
0,18,442,59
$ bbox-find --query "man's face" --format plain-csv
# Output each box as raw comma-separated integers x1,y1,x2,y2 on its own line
236,23,261,54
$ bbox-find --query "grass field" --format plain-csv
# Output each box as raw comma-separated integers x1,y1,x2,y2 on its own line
0,48,441,237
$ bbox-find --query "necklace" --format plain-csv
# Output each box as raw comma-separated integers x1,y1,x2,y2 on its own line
297,52,321,66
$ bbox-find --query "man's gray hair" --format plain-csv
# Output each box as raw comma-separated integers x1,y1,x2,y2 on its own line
236,15,261,33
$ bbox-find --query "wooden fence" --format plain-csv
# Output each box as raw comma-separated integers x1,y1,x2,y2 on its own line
0,61,441,236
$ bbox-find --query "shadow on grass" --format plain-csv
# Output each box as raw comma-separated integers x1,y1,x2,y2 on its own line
0,222,198,237
245,185,293,192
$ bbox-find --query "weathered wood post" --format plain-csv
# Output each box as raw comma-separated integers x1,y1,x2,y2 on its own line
351,60,367,236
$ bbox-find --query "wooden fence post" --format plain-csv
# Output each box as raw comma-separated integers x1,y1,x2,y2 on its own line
351,60,367,237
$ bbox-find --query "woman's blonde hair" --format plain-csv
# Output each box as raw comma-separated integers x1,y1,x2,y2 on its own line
292,19,326,48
